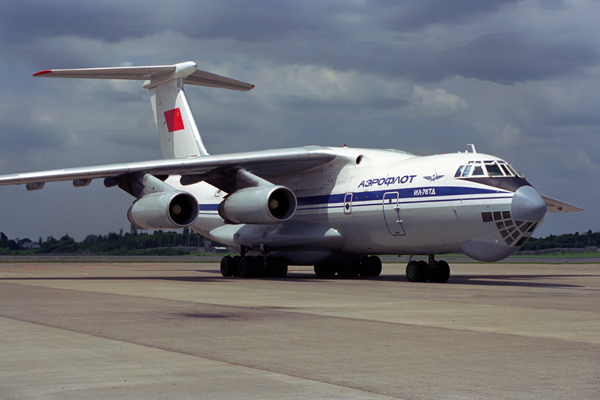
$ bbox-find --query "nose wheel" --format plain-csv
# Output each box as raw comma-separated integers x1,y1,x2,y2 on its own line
406,255,450,283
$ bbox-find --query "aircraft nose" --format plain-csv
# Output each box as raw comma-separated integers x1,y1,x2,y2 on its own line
511,185,547,222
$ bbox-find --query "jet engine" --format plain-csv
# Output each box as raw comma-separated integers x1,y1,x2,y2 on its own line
127,191,198,230
218,186,297,224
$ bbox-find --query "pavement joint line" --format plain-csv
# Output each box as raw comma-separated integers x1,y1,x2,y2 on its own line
0,314,402,400
1,280,598,346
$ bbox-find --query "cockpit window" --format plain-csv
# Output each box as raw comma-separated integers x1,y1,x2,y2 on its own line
500,164,513,176
508,164,524,178
485,162,504,177
472,165,485,176
462,165,472,177
454,165,464,177
455,159,525,178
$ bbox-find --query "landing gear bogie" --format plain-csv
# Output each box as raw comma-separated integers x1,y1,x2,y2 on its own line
405,256,451,283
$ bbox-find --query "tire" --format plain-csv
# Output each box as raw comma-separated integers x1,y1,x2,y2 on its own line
359,256,372,277
437,260,450,283
231,256,241,277
416,260,429,282
220,256,234,277
253,257,266,278
370,256,382,277
238,256,255,278
324,264,337,277
406,260,419,282
406,260,429,282
314,263,327,277
274,257,288,278
428,265,441,283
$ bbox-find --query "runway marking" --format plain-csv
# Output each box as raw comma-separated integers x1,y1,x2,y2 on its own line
22,266,61,269
83,266,125,269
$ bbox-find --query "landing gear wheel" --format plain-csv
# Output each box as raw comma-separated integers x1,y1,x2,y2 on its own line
220,256,237,277
231,256,241,277
253,257,266,278
325,264,337,277
428,260,450,283
239,256,255,278
416,260,429,282
266,257,288,278
314,263,327,277
370,256,382,277
437,260,450,283
359,256,372,277
406,260,429,282
274,257,288,278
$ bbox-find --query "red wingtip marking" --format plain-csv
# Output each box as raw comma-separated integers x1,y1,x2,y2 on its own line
33,70,52,77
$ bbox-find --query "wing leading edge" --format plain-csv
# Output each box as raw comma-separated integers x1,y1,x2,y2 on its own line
0,147,336,191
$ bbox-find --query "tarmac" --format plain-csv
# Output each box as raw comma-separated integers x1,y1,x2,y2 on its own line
0,260,599,399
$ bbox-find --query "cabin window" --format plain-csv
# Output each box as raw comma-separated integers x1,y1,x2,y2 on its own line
454,166,465,177
462,165,472,177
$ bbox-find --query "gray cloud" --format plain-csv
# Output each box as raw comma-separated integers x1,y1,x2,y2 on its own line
0,0,598,239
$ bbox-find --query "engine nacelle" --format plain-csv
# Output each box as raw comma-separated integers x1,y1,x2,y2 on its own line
218,186,297,224
127,191,198,230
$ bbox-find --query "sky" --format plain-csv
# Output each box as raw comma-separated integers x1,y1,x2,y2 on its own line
0,0,598,241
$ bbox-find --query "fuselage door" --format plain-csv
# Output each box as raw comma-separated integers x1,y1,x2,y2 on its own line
383,192,406,236
344,193,353,215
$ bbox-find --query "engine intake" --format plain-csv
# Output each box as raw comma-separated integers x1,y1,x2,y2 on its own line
218,186,296,224
128,191,198,230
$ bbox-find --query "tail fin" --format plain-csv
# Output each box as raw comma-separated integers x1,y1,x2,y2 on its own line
33,61,254,159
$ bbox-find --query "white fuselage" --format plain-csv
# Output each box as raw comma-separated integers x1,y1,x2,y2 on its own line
164,147,543,265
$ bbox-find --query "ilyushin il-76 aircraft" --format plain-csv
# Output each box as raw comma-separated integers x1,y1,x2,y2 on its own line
0,62,582,282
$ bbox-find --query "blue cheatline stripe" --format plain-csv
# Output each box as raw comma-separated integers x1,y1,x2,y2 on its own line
296,186,505,206
197,186,511,212
296,195,513,211
199,204,219,211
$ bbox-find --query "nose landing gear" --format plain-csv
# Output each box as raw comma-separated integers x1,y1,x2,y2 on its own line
406,255,450,283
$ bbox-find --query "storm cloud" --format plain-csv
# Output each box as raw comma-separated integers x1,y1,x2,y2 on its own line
0,0,598,240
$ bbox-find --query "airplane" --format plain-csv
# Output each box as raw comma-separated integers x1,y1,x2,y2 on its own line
0,61,583,282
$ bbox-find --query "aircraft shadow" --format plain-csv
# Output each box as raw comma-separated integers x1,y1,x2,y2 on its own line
0,272,592,289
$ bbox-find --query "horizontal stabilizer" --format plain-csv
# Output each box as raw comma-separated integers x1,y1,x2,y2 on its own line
33,62,254,91
541,195,583,213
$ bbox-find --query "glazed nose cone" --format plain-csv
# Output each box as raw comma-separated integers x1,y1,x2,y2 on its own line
511,186,547,222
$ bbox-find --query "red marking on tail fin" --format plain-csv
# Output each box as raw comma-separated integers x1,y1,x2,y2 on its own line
164,108,185,132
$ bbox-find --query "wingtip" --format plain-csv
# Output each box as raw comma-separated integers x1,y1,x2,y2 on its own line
33,70,52,77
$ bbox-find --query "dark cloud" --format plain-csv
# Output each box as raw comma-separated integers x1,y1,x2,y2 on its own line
375,0,518,32
0,0,598,239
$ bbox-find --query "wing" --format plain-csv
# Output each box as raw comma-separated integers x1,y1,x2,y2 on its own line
541,195,583,213
0,146,336,192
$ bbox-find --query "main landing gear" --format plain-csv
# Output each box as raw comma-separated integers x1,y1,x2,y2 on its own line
314,256,382,278
405,255,450,283
220,255,288,278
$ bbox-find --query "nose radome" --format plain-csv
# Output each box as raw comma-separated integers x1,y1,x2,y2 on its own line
511,186,547,222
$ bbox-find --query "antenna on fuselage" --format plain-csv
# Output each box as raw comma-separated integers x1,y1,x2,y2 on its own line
467,144,477,153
